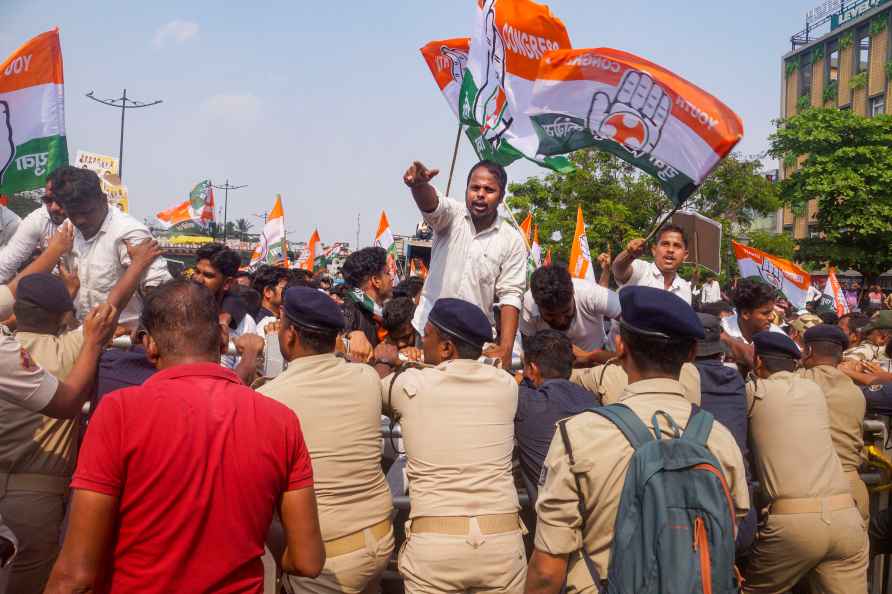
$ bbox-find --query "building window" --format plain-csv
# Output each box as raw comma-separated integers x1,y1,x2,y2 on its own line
828,42,840,82
808,224,820,239
800,52,813,99
783,224,794,236
858,30,870,73
871,96,886,117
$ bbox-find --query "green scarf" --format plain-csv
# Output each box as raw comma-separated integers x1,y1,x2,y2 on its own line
345,287,384,322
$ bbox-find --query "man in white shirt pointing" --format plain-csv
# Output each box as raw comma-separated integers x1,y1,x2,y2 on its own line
612,225,692,304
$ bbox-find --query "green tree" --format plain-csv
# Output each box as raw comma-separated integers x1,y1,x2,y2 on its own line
235,218,252,242
768,107,892,285
747,229,796,261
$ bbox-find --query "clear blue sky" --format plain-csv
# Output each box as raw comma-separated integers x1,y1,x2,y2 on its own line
0,0,813,246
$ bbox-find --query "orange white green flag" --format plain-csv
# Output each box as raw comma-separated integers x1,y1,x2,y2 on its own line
375,210,400,282
155,179,214,229
297,229,320,272
568,207,594,281
459,0,572,172
823,267,849,316
733,241,811,309
0,29,68,196
250,195,287,267
527,48,744,205
421,38,470,119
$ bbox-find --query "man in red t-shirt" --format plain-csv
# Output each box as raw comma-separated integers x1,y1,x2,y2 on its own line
44,280,325,594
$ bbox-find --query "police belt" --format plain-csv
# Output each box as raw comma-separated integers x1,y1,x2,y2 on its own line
324,518,391,558
769,494,854,515
410,513,520,535
0,472,69,496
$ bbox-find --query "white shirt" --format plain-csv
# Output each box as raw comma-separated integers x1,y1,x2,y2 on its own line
701,279,722,304
411,194,527,333
520,278,620,352
221,313,260,369
721,313,785,343
0,206,21,250
0,207,58,283
71,207,171,327
619,259,692,305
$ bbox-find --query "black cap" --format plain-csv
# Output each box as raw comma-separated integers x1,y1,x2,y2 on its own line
695,313,729,357
803,324,849,349
283,286,345,332
619,286,705,340
752,331,801,360
17,273,73,314
428,297,493,348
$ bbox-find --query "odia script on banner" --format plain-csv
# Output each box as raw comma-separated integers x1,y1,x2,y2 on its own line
75,150,129,211
528,48,743,204
733,241,811,309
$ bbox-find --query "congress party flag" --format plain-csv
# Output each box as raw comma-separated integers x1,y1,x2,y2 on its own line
250,195,287,267
296,229,320,272
421,37,470,120
155,179,215,229
823,267,850,317
733,241,811,309
375,211,400,283
528,48,744,205
410,258,428,279
459,0,572,172
0,29,68,196
568,207,594,282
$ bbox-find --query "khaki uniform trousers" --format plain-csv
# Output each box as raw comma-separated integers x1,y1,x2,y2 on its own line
398,514,526,594
743,497,868,594
0,484,66,594
846,471,870,523
285,520,394,594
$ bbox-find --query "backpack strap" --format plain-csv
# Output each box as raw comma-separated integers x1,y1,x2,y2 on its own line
681,407,715,447
591,403,655,449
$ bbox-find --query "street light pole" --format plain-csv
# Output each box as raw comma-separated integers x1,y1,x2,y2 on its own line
85,89,162,180
210,179,247,242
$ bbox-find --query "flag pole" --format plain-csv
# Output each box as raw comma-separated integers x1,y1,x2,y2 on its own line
644,205,681,243
445,122,463,196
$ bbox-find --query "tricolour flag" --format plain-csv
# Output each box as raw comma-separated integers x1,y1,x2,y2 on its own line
375,211,400,284
421,37,470,119
156,179,215,229
296,229,320,272
824,267,850,317
459,0,572,172
530,224,542,267
568,207,594,281
733,241,811,309
519,212,532,246
250,195,287,267
0,29,68,196
528,47,744,204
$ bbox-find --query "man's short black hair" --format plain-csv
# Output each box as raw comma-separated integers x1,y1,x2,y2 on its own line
467,160,508,196
525,330,573,379
234,285,262,319
732,278,778,313
141,280,221,357
848,314,871,335
13,300,65,334
758,354,797,374
252,265,289,295
49,166,105,212
530,265,573,311
808,340,844,361
655,224,688,248
288,268,313,287
817,310,839,325
383,297,416,333
282,316,337,354
699,300,733,316
394,276,424,300
620,326,694,377
195,243,241,278
341,247,387,288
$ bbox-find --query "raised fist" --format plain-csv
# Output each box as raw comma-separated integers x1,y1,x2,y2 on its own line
404,161,439,188
587,70,670,156
0,101,14,187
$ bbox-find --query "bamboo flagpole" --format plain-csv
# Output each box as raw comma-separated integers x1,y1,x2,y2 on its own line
445,122,463,197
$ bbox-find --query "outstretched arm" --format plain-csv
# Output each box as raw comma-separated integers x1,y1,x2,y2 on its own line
612,238,646,285
404,161,440,213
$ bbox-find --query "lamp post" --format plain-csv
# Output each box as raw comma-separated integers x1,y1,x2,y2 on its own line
210,180,247,242
85,89,162,180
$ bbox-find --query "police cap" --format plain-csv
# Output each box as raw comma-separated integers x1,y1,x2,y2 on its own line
803,324,849,349
428,297,493,348
752,331,801,360
16,273,74,314
282,286,345,332
619,286,705,340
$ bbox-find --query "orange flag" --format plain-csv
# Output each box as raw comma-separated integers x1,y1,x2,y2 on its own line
567,207,594,281
544,248,552,267
519,212,532,246
299,229,320,272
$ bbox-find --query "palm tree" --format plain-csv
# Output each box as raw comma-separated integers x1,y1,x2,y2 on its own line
235,218,252,242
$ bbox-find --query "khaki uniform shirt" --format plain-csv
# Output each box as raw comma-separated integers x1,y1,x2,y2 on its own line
535,379,748,591
259,353,392,541
746,371,850,502
843,341,889,364
797,365,866,473
570,362,701,405
0,329,83,478
383,358,519,518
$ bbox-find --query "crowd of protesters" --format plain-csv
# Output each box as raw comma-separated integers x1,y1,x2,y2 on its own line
0,163,888,594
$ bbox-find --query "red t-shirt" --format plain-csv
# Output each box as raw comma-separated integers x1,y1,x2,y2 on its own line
71,363,314,594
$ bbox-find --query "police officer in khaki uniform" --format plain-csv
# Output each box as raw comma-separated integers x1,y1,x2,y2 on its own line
373,298,525,594
259,287,393,594
844,310,892,366
570,360,701,405
527,287,749,594
744,331,868,594
799,324,869,522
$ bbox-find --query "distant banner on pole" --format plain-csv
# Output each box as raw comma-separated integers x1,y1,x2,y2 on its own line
528,47,743,204
568,207,594,282
733,241,811,309
250,195,287,267
0,29,68,197
75,149,129,211
375,210,400,283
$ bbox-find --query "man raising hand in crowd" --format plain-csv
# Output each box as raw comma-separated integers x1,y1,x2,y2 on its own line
612,226,691,304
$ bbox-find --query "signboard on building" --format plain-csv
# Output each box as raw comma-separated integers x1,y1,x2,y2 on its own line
831,0,891,29
74,150,128,212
